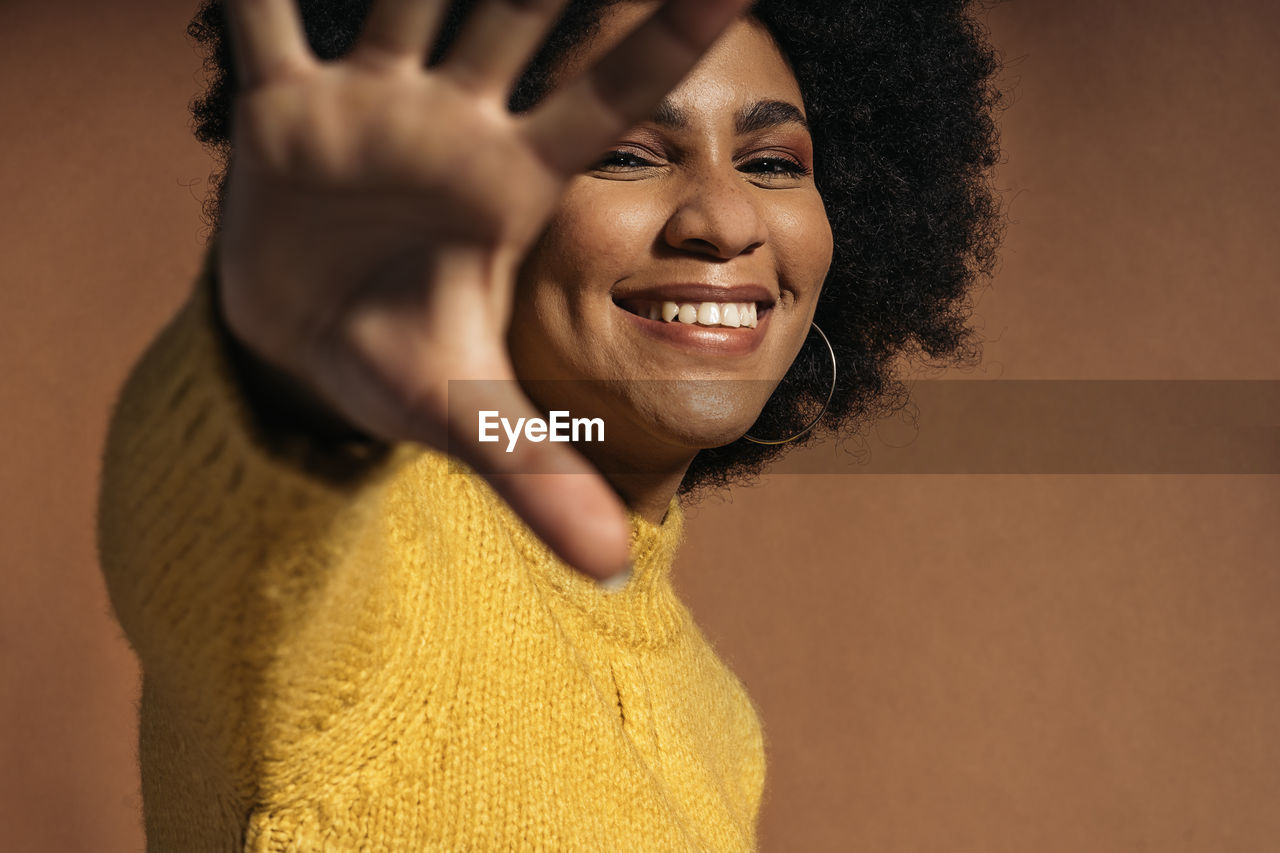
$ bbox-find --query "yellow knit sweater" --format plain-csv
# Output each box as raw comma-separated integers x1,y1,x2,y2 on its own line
96,255,766,852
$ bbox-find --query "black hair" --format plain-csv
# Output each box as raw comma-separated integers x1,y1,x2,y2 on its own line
187,0,1004,495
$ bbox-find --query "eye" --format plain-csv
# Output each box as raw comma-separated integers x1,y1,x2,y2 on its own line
739,157,811,178
594,150,659,171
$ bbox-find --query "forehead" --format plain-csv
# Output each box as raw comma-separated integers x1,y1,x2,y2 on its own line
561,6,806,122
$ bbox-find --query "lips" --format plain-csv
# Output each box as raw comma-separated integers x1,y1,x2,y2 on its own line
612,283,776,306
610,283,775,356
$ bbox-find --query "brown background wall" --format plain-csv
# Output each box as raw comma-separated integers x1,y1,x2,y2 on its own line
1,1,1276,850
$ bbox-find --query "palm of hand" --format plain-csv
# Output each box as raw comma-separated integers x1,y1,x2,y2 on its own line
224,62,562,442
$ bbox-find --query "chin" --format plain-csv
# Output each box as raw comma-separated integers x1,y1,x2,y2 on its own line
634,385,769,450
517,370,775,462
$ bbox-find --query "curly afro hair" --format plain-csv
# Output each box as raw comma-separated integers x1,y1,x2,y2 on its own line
187,0,1004,496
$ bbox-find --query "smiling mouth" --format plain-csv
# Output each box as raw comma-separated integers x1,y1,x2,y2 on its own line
613,298,766,329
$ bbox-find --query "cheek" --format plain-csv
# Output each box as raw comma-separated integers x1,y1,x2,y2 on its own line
769,196,835,294
511,184,666,377
529,185,662,290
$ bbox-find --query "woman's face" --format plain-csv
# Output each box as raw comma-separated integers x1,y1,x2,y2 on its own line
508,5,833,472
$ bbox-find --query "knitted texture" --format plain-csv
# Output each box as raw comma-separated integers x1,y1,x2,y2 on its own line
96,255,766,852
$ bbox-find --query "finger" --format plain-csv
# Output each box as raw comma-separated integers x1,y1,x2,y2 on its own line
446,377,633,582
224,0,315,87
519,0,752,175
351,0,449,68
439,0,570,97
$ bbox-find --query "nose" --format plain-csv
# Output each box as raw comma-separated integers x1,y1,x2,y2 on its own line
662,166,768,260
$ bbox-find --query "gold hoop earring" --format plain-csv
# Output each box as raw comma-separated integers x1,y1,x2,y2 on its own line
743,321,837,446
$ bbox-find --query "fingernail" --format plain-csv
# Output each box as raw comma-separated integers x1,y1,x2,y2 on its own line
596,562,633,593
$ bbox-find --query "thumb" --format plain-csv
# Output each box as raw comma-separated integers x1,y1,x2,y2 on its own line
445,377,632,583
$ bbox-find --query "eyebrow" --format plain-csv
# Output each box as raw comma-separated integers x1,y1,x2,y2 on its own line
736,99,809,134
649,98,809,134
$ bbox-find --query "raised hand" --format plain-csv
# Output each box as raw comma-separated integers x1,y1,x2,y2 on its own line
215,0,752,581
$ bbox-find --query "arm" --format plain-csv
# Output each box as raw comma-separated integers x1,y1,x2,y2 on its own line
96,248,421,744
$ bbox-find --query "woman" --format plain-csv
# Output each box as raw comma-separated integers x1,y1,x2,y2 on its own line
98,0,1001,849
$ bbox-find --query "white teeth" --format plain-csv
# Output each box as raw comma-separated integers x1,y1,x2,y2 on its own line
644,300,760,328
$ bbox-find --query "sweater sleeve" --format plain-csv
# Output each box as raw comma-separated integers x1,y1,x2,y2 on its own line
95,248,424,753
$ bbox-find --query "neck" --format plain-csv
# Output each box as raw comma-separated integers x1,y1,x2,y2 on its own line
510,379,696,525
606,470,687,524
573,442,693,525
